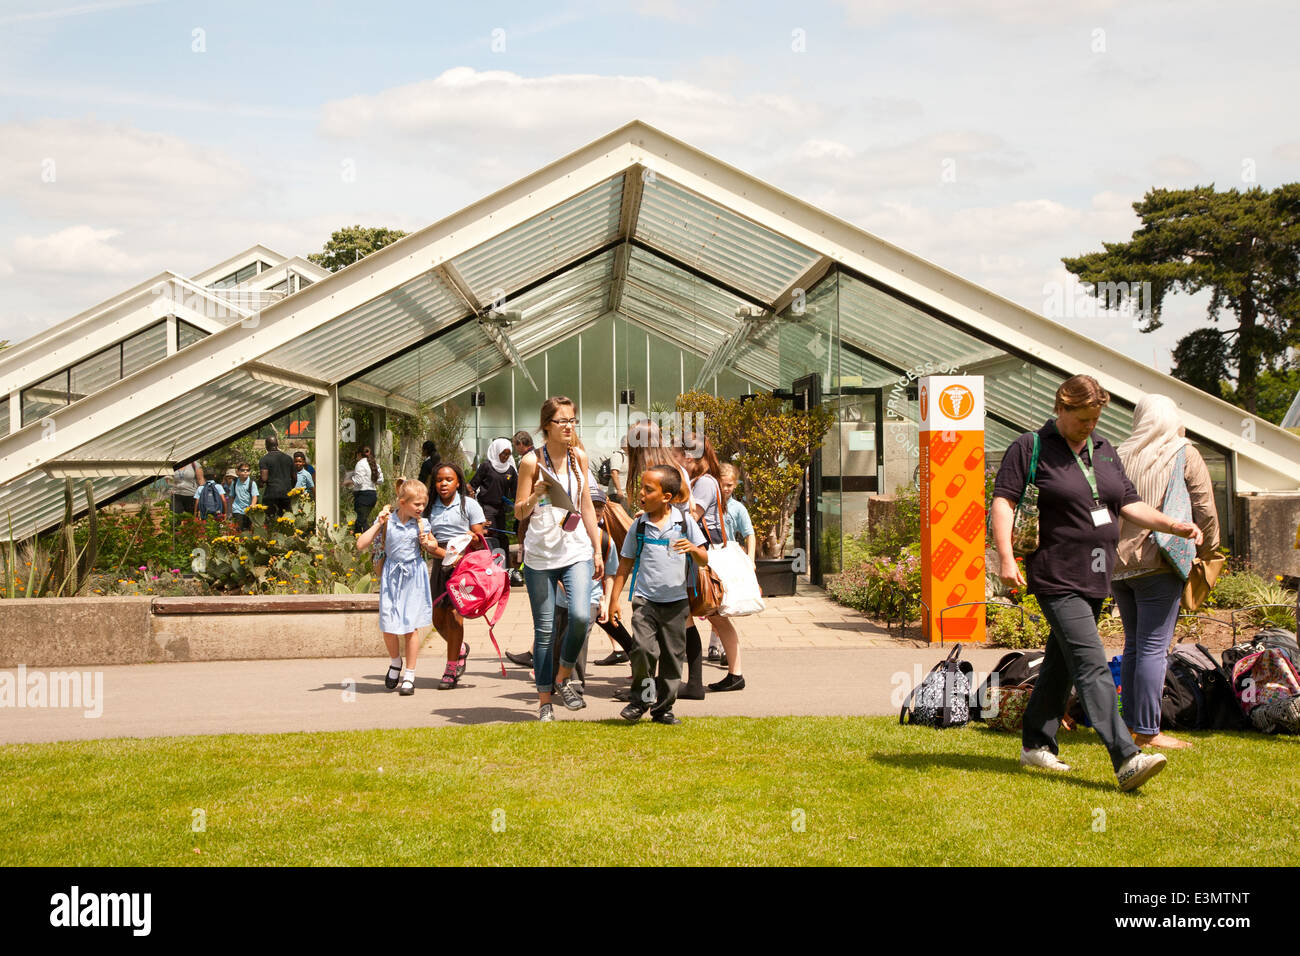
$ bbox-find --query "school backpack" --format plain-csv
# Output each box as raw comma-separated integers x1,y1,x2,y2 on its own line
197,481,225,518
433,533,511,676
1159,643,1245,731
597,456,612,486
900,645,974,729
973,650,1044,722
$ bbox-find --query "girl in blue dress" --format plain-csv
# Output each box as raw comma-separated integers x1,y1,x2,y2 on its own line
358,479,438,696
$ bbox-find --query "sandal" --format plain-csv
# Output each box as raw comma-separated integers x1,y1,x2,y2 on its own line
438,662,459,690
457,641,470,677
385,664,402,689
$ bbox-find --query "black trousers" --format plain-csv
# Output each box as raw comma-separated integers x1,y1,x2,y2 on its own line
629,597,689,715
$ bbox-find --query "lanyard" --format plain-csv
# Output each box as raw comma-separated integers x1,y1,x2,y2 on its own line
1058,427,1100,502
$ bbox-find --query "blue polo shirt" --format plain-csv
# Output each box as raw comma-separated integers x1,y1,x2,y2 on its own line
724,497,754,543
427,494,486,542
620,510,707,604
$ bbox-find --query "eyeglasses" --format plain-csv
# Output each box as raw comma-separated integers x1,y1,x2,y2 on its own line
551,418,579,426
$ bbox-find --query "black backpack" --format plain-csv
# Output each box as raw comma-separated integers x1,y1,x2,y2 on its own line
974,650,1044,720
1160,643,1245,731
901,645,974,729
597,456,612,486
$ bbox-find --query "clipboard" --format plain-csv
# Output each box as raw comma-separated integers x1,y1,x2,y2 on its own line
536,462,578,513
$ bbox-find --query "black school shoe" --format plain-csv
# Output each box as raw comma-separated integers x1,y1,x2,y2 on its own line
708,674,745,692
594,650,628,666
384,664,402,690
651,711,682,725
620,701,648,722
505,650,534,668
677,683,707,700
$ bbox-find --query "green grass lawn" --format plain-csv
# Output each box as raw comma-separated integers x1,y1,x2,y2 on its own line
2,716,1294,866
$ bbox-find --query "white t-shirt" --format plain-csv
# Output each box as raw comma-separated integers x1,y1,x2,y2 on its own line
523,455,595,571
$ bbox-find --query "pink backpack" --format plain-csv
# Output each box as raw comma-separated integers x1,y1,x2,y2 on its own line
433,534,511,675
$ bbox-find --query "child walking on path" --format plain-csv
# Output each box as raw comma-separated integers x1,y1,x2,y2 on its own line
357,479,438,696
426,462,488,690
607,465,709,725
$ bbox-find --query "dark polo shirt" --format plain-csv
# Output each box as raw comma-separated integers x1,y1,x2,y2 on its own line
994,419,1141,599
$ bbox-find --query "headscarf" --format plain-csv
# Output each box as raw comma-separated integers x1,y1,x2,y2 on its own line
1117,394,1191,507
487,437,514,475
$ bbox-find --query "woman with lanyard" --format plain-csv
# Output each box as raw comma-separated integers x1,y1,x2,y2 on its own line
469,437,517,562
514,396,605,722
991,375,1201,791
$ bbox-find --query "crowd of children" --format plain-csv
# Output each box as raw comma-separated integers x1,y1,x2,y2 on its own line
361,394,758,723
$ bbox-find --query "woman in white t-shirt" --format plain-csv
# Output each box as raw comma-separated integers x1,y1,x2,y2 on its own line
514,396,606,722
345,446,383,532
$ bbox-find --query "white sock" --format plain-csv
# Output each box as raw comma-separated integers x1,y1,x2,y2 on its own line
401,668,414,682
390,657,402,668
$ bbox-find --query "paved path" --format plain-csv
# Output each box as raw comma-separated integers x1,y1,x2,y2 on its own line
0,588,1021,744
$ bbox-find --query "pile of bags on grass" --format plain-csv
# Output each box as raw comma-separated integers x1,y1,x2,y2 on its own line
900,629,1300,734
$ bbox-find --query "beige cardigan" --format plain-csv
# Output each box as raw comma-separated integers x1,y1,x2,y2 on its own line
1115,444,1221,574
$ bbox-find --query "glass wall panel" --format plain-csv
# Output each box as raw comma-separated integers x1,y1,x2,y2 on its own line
615,317,649,420
177,321,207,351
513,353,547,439
579,316,616,457
121,322,168,376
714,369,750,399
0,395,9,437
648,329,682,410
22,370,69,426
70,347,121,399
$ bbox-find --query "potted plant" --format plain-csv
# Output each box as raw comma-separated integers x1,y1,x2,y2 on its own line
676,391,833,596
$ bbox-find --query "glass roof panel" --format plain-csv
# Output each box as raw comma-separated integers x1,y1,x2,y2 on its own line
635,176,821,303
451,175,624,303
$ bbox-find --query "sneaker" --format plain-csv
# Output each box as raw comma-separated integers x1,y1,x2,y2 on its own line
594,650,629,666
651,710,682,725
1019,747,1071,772
720,651,728,668
509,570,526,587
706,647,721,663
707,673,745,693
538,703,555,722
620,701,648,722
556,677,587,711
1117,752,1166,791
612,686,633,703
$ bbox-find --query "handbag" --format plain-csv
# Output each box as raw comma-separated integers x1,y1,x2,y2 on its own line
900,645,974,728
1181,554,1226,612
1011,433,1041,557
706,489,766,618
1153,447,1195,580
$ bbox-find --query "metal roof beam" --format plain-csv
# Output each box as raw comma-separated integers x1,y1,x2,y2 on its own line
245,363,332,396
608,167,645,314
435,262,483,314
693,307,777,390
338,382,421,419
769,256,834,316
479,318,538,390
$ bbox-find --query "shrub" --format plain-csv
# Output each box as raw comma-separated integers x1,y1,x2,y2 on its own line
826,544,921,622
986,594,1050,648
867,484,920,558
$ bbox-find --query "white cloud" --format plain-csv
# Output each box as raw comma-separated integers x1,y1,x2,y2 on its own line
10,225,147,275
1274,142,1300,161
1151,154,1206,182
0,117,252,221
318,67,818,155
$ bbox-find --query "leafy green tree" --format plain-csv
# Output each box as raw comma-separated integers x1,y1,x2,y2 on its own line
1225,367,1300,425
308,225,408,273
1062,184,1300,413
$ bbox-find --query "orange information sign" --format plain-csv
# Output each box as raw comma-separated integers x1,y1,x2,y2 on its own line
919,376,985,643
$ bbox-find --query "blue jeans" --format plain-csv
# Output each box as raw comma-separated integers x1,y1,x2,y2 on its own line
1112,572,1183,736
524,561,594,693
1023,592,1140,772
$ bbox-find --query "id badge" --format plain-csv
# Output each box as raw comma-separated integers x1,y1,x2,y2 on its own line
1090,507,1111,527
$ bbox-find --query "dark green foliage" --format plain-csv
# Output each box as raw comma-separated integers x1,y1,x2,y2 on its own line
308,225,409,273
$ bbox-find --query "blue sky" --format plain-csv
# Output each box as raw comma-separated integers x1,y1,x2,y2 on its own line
2,0,1298,371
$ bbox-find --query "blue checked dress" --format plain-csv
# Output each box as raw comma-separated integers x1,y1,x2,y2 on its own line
378,513,433,633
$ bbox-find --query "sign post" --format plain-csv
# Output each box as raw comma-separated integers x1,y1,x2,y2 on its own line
919,376,986,643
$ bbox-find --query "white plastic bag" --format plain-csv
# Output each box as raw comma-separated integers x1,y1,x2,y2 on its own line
708,541,766,617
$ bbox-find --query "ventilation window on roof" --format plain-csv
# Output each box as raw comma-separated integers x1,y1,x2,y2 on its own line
121,321,168,376
177,320,208,351
70,346,121,399
22,369,69,427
